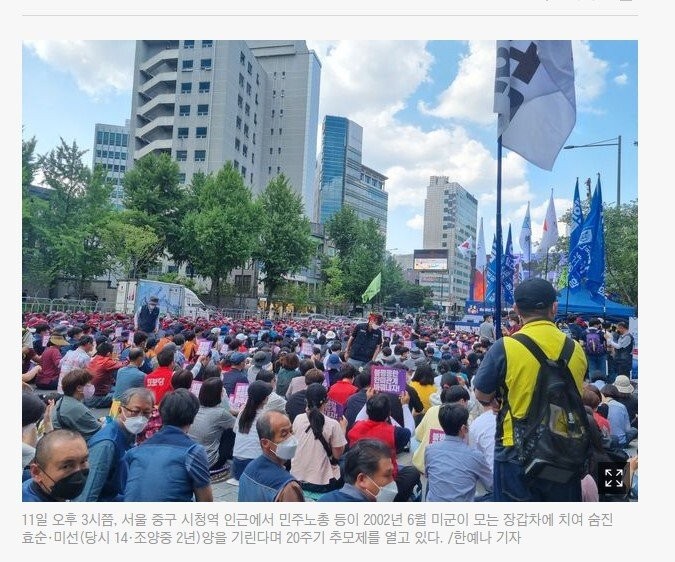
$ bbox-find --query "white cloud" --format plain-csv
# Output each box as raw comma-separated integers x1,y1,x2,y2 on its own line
614,73,628,86
572,40,609,111
24,40,134,99
405,214,424,230
417,40,496,125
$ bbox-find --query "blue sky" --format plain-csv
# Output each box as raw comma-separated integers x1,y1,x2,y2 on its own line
22,40,638,256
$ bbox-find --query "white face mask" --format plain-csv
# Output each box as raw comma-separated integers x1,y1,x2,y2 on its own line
366,475,398,502
82,383,96,400
272,434,298,460
123,415,149,435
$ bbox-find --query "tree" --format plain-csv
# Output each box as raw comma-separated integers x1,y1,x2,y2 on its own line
180,163,259,301
324,206,362,257
99,220,161,280
122,152,186,270
22,134,38,190
254,174,316,312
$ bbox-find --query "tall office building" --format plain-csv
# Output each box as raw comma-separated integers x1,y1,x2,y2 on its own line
315,115,388,233
128,40,320,211
93,121,130,209
421,176,477,310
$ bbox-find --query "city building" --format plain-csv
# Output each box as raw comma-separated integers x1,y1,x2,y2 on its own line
129,40,320,209
315,115,388,233
421,176,477,311
93,121,130,209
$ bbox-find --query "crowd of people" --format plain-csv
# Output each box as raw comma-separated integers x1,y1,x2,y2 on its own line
21,281,638,503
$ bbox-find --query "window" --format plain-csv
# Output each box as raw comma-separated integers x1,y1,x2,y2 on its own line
278,147,282,154
102,150,108,158
96,131,103,144
279,128,282,135
114,151,120,159
246,83,251,95
256,73,259,85
282,71,286,78
196,127,207,138
176,150,187,161
198,81,210,93
272,109,275,118
239,73,244,87
251,153,255,164
235,138,241,151
244,124,249,137
270,128,274,136
194,150,206,162
96,149,101,157
255,93,259,105
281,89,285,97
181,82,192,94
247,61,252,75
182,60,193,71
197,104,208,116
272,89,276,98
236,116,242,130
183,40,195,49
103,132,109,144
252,133,256,145
268,166,272,174
202,40,213,48
237,95,243,108
242,145,248,157
113,164,119,172
269,147,273,154
121,152,127,160
277,166,281,173
250,173,253,184
240,51,245,65
115,133,122,146
234,160,239,170
179,104,190,116
241,166,247,177
253,113,257,125
245,103,250,116
200,58,212,70
120,165,126,172
177,127,189,139
441,242,447,248
279,109,283,117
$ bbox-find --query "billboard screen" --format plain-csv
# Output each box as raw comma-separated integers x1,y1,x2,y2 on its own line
413,249,448,272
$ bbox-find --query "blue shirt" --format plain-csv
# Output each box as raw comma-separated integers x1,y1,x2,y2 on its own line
317,483,368,502
424,435,493,502
113,365,147,400
123,426,210,502
606,399,631,445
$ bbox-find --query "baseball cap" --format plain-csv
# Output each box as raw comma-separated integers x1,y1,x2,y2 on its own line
514,278,557,310
229,351,247,365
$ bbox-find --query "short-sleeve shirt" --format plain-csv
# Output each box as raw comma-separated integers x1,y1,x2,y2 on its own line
290,413,346,486
348,323,383,363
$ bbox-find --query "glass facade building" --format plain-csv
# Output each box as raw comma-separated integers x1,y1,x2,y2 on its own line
93,121,130,210
316,115,388,233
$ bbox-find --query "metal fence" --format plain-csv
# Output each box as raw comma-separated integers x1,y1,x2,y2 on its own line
22,298,118,315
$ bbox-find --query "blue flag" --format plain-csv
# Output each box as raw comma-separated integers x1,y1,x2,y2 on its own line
568,177,605,299
485,233,498,305
570,178,584,251
502,224,515,306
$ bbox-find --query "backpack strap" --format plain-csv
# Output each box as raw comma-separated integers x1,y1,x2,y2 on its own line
512,332,575,367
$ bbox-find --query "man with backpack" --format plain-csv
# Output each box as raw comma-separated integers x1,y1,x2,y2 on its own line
473,278,588,502
584,318,607,377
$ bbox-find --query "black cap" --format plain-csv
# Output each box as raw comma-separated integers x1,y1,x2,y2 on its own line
514,278,557,310
23,392,46,427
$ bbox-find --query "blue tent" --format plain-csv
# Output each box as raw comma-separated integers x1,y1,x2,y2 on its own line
557,286,636,319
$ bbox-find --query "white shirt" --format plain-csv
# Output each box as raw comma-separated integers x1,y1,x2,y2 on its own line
468,409,497,470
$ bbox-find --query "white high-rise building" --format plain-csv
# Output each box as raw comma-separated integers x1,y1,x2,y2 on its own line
421,176,477,311
93,121,130,209
129,40,321,212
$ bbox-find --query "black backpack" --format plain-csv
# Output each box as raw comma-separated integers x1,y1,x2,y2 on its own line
507,333,591,484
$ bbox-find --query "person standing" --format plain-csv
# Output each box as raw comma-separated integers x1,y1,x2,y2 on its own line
134,296,160,335
344,313,384,368
472,278,587,502
478,314,496,344
604,321,634,381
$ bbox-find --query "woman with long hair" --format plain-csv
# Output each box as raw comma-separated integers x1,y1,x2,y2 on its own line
231,381,273,480
290,383,347,493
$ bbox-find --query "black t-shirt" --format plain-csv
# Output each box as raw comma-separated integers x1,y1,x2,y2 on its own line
348,323,383,362
285,390,308,424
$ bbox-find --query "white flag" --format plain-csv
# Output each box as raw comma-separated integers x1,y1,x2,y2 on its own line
538,191,559,256
494,40,576,171
457,236,473,258
519,202,532,262
475,218,486,271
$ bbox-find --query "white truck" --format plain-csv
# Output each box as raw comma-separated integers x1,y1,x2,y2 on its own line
116,279,208,319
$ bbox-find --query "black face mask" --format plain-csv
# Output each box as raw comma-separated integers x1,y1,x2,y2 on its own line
44,468,90,501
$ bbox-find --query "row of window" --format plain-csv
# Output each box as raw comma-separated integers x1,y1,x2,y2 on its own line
95,150,127,160
183,40,212,49
233,138,254,162
176,150,206,162
177,127,207,139
271,109,284,118
232,160,252,184
237,74,259,103
96,131,129,147
181,81,210,94
236,95,256,120
239,51,260,87
99,163,126,172
178,104,209,116
182,59,212,71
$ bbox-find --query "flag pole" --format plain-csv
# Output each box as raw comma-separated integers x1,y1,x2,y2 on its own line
495,137,503,340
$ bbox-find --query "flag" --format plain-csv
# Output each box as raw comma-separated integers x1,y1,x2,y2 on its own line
485,233,498,305
457,236,473,258
361,272,382,303
502,224,515,306
538,190,559,257
494,40,576,171
473,218,487,301
519,202,532,263
568,177,605,299
570,178,584,251
585,177,592,200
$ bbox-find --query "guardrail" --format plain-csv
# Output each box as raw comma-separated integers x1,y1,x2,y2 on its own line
22,298,117,315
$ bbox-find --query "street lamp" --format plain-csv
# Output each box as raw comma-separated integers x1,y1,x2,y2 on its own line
563,136,622,207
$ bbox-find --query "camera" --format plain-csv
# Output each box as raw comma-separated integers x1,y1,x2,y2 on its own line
37,392,60,404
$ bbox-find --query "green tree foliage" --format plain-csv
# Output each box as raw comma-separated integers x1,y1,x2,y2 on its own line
22,134,38,190
122,152,186,269
254,174,316,311
99,220,161,280
180,163,258,301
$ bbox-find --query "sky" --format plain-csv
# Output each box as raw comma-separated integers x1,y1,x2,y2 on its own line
22,40,638,256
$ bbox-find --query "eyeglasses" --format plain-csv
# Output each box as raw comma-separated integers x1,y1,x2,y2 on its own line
121,405,154,417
